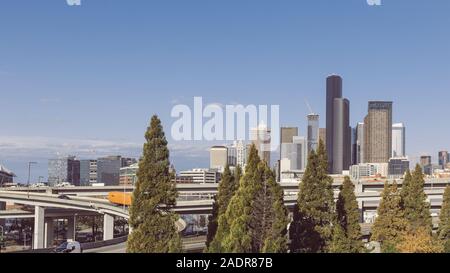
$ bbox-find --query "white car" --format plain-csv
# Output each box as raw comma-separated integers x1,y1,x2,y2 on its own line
31,183,47,188
55,182,75,188
54,240,83,253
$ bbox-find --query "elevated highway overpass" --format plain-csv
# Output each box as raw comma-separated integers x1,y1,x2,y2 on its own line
1,178,448,251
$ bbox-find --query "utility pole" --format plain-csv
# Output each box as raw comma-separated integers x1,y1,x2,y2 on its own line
27,162,37,198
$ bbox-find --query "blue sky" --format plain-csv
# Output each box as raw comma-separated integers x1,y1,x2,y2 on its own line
0,0,449,182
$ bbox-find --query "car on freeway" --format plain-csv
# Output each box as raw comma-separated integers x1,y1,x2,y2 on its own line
57,194,71,200
54,240,83,253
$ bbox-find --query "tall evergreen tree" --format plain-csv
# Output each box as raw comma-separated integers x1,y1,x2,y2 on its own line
127,115,182,253
211,145,289,253
289,140,335,253
371,182,408,253
438,186,450,252
397,227,444,253
400,169,412,202
401,165,432,232
206,166,238,250
206,196,219,249
331,176,364,253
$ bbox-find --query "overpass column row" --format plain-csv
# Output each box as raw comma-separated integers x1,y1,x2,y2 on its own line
0,202,5,227
67,216,76,241
44,219,54,248
103,214,114,241
33,206,45,249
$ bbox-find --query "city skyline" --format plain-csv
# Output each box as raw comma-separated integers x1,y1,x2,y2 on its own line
0,0,449,181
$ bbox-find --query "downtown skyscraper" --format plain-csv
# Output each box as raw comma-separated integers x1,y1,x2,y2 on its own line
326,75,351,174
364,101,393,163
307,114,319,153
392,123,406,158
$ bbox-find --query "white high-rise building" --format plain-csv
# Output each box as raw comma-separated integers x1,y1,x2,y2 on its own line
392,123,406,158
307,114,319,153
356,122,365,164
230,140,248,170
250,123,271,164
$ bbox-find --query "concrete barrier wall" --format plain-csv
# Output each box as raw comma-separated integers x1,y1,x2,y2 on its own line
12,236,128,253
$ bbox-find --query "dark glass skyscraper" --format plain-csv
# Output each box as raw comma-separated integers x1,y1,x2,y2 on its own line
326,75,351,174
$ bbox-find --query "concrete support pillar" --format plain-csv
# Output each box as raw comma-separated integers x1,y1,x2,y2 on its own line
358,201,364,223
66,216,76,240
44,218,54,248
103,214,114,241
33,206,45,249
0,202,6,227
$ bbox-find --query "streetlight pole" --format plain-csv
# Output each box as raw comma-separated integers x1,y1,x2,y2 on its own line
27,162,37,198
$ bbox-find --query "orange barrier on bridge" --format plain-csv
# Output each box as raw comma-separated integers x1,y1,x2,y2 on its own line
108,192,132,206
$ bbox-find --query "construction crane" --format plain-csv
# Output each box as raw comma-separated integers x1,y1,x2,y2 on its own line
304,99,316,115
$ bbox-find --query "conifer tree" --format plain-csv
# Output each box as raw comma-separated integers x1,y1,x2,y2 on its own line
127,115,182,253
211,145,289,253
331,176,364,253
438,186,450,252
401,165,432,232
206,196,219,249
289,140,335,253
206,166,238,250
371,182,408,253
400,169,412,202
397,227,444,253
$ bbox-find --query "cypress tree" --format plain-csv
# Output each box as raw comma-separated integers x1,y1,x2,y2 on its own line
127,115,182,253
401,165,432,232
212,145,289,253
217,166,238,215
206,165,238,250
206,196,219,249
371,182,408,253
289,140,335,253
438,186,450,252
397,227,444,253
331,176,364,253
251,162,289,253
400,169,412,202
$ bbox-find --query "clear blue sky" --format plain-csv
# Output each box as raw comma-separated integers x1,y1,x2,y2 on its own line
0,0,449,182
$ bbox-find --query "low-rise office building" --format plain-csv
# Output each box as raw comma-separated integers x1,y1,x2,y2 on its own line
179,169,221,184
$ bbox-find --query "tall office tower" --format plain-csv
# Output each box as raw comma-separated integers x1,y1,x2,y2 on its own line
326,75,342,172
97,156,122,186
48,156,80,186
307,114,319,153
438,151,449,169
319,128,326,147
280,136,307,172
280,127,298,159
392,123,406,158
251,123,271,164
420,156,432,167
326,75,351,173
232,140,248,170
210,146,228,171
364,101,393,163
351,127,357,165
227,146,237,167
281,127,299,144
80,159,97,186
332,97,351,174
355,122,365,164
